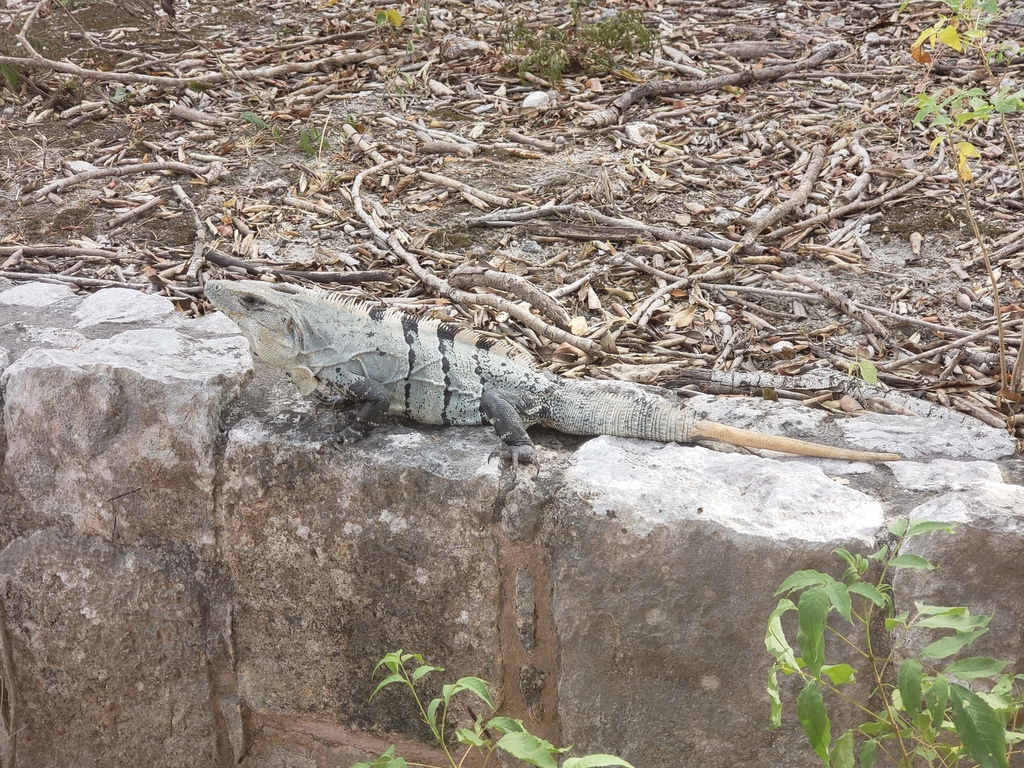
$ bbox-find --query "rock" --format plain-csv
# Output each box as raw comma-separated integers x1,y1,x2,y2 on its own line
563,437,883,541
72,287,176,327
889,459,1005,491
624,122,658,147
838,412,1016,460
0,282,77,306
522,91,551,109
219,421,504,745
1,329,252,544
0,529,218,766
549,437,883,766
0,285,1022,768
894,482,1024,667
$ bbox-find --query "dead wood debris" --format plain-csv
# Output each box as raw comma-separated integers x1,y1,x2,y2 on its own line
0,0,1021,441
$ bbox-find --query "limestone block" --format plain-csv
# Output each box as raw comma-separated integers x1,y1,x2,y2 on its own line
547,437,885,767
839,412,1016,460
1,329,252,545
220,421,503,751
894,481,1024,666
0,282,76,306
72,287,176,327
0,529,217,767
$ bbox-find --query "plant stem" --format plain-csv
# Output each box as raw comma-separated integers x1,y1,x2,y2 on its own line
950,148,1009,391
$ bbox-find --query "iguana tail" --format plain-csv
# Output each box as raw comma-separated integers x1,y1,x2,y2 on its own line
541,381,899,462
539,380,696,442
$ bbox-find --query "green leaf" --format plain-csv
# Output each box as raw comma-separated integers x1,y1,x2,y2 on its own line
796,679,832,764
849,582,888,609
949,683,1008,768
888,554,936,570
0,63,19,93
821,664,857,686
562,756,636,768
411,664,442,682
898,660,923,721
769,670,783,730
240,110,269,130
488,716,526,733
858,720,891,737
922,629,989,659
497,732,566,768
456,728,488,747
905,520,954,537
824,581,853,623
798,587,830,677
830,729,855,768
887,519,910,537
776,570,832,596
885,610,910,632
914,603,966,617
426,698,442,729
765,599,799,670
354,746,407,768
447,677,495,710
371,673,406,700
916,611,989,632
857,360,878,385
925,675,950,727
936,23,963,51
798,585,831,675
944,657,1010,680
859,738,877,768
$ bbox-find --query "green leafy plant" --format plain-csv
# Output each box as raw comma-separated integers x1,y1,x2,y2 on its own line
298,124,326,156
767,519,1024,767
500,3,659,84
239,110,281,142
847,358,879,386
354,650,635,768
902,0,1024,394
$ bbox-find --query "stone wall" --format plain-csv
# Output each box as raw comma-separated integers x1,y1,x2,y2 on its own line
0,283,1020,768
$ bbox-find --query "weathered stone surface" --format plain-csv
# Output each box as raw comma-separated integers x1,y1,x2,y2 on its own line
894,482,1024,666
0,529,217,767
839,412,1017,460
72,287,176,327
220,420,504,751
563,437,884,540
1,329,251,545
0,282,76,306
547,437,885,767
888,458,1005,491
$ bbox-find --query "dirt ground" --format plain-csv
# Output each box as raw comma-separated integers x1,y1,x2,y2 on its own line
0,0,1022,441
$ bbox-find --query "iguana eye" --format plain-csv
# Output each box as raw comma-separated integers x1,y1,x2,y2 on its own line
241,295,259,307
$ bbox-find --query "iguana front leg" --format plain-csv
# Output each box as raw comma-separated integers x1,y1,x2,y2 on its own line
310,373,392,443
480,388,538,468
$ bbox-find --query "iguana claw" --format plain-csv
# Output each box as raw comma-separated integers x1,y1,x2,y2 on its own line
488,443,540,478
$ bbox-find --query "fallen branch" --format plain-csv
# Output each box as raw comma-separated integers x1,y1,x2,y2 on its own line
732,144,826,253
350,160,602,356
770,272,887,337
766,154,945,240
448,265,573,328
579,40,850,128
33,161,211,199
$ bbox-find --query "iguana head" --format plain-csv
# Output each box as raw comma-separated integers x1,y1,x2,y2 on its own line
205,280,321,394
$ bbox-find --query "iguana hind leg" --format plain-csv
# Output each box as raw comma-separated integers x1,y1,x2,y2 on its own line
480,388,537,467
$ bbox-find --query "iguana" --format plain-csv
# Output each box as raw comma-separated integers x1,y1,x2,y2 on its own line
205,280,900,465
